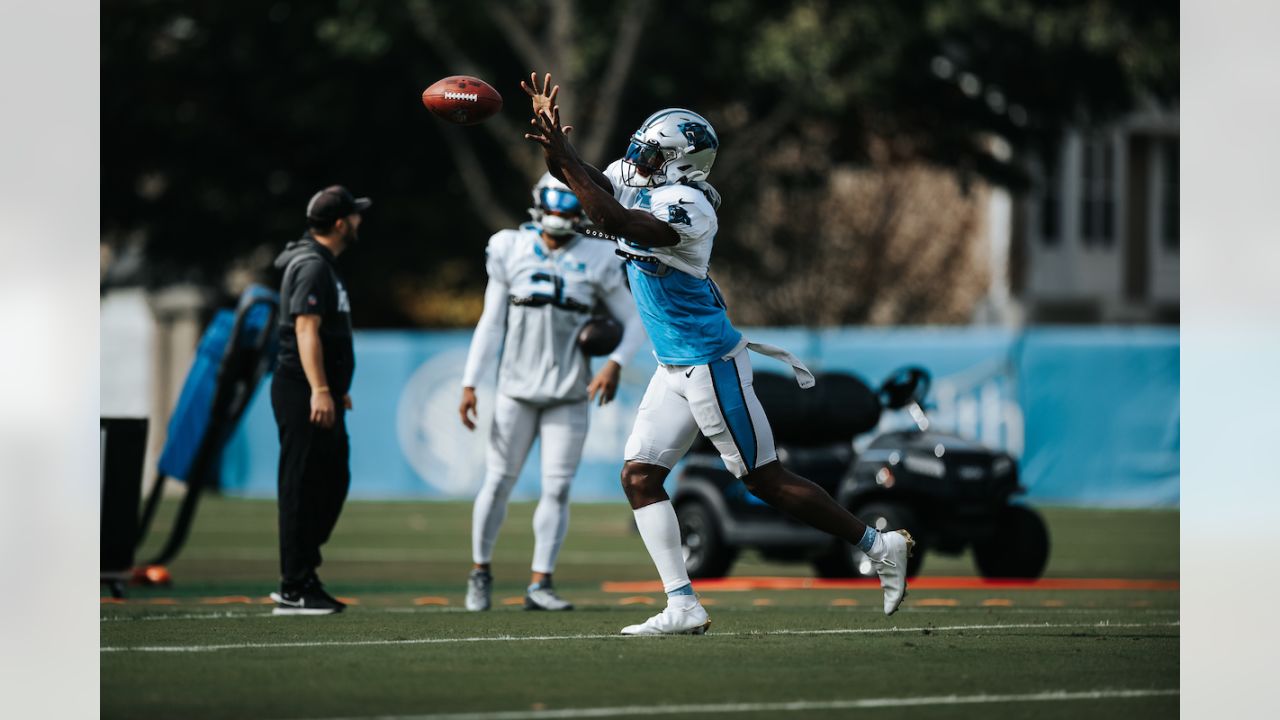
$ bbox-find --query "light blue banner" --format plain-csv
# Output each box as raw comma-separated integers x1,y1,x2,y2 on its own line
220,327,1179,507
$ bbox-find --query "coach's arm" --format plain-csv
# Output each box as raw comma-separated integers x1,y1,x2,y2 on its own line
295,314,337,428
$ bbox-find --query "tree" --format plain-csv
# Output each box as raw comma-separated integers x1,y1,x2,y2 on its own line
101,0,1177,327
403,0,652,230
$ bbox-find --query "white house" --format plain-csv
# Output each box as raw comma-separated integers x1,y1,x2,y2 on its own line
1013,101,1179,323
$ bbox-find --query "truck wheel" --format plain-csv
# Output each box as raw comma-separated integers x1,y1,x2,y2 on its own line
813,501,924,578
676,499,737,579
973,505,1050,579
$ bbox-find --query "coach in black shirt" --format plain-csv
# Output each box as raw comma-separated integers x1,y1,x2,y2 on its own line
268,185,369,615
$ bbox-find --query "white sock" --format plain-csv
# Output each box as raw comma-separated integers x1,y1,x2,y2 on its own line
632,501,692,595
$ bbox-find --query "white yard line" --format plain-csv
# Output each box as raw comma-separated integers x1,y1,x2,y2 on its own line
100,611,266,622
100,606,1180,622
100,620,1178,653
302,688,1179,720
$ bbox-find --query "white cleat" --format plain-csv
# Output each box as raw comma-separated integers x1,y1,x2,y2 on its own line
524,585,574,611
620,603,711,636
874,529,915,616
465,569,492,612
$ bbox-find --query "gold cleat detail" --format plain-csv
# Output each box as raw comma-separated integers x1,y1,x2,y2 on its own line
897,529,916,557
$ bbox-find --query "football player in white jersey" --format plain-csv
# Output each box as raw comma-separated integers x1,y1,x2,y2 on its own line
458,173,647,612
521,72,914,635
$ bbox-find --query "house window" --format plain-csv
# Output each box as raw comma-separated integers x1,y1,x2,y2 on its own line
1161,140,1179,251
1038,148,1060,246
1080,136,1115,247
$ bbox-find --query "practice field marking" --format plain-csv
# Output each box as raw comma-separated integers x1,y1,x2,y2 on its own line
101,611,266,622
97,602,1177,620
302,689,1179,720
176,547,649,565
199,596,257,605
603,576,1180,593
100,620,1178,653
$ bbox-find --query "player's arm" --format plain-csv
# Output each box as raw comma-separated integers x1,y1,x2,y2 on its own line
561,151,677,248
295,314,335,429
545,159,615,197
521,73,678,248
521,72,615,196
458,263,510,430
526,108,679,248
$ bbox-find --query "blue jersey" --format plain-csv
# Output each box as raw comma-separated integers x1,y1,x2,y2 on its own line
603,160,742,365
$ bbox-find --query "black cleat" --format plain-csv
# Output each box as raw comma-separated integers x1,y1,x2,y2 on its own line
270,587,344,616
304,573,347,610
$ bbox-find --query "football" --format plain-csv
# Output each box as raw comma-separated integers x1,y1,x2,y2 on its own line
421,76,503,125
577,316,624,357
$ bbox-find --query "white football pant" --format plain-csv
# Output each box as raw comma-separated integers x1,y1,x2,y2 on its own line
472,393,588,573
624,344,776,478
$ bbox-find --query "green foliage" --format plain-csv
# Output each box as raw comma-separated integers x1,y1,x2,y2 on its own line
101,0,1177,326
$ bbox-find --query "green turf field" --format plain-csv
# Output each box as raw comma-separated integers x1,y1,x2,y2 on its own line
102,498,1178,719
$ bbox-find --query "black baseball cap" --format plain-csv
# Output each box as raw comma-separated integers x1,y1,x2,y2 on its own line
306,185,372,225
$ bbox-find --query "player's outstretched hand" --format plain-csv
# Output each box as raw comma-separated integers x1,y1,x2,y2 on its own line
459,387,479,431
587,360,622,406
521,72,555,120
525,104,578,164
521,71,573,135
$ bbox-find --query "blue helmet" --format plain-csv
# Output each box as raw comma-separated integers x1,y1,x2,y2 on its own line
529,173,583,236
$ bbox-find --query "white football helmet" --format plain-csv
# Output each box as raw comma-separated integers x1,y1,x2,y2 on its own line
621,108,719,188
528,172,583,237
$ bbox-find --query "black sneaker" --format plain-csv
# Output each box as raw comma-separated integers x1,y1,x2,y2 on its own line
304,573,347,610
270,587,343,615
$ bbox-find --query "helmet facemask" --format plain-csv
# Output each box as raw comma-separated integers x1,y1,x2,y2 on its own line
621,140,673,188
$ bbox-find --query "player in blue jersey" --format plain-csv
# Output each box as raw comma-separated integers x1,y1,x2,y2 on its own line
522,72,914,635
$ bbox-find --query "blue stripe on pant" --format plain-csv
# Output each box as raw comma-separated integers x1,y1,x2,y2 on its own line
709,356,757,473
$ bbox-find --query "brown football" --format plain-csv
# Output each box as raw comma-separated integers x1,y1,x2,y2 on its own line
421,76,503,125
577,316,624,357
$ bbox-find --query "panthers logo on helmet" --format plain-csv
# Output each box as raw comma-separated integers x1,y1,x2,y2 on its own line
667,205,692,226
679,122,718,153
